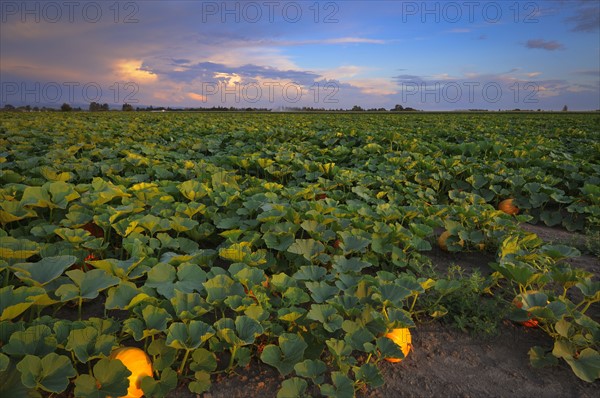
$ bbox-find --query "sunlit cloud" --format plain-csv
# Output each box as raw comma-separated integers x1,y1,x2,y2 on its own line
187,92,208,102
114,60,158,83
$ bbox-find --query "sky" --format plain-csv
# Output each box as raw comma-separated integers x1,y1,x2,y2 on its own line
1,0,599,110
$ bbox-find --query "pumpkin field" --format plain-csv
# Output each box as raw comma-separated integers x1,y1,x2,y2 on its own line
0,111,598,397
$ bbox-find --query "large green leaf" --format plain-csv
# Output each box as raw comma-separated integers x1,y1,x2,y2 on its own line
166,321,215,350
16,353,76,393
294,359,327,384
287,239,325,261
0,286,46,321
55,269,119,301
0,237,40,263
65,326,116,363
203,274,245,305
141,367,177,398
564,348,600,383
3,325,57,357
320,371,354,398
260,333,308,376
277,377,308,398
307,304,343,332
11,256,76,286
73,358,130,397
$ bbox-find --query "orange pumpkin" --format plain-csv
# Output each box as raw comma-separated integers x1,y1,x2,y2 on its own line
438,231,464,251
109,347,153,398
513,297,539,328
384,328,412,363
498,199,519,215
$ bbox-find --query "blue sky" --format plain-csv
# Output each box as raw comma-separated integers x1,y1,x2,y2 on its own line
1,0,598,110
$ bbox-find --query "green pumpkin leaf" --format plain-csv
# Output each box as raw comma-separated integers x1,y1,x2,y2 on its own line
203,274,245,305
307,304,343,332
140,367,177,397
320,371,354,398
166,321,215,350
354,363,384,387
260,333,307,376
190,348,217,372
55,269,119,301
287,239,325,261
294,359,327,384
188,371,212,394
3,325,57,357
528,346,558,368
0,286,46,321
564,348,600,382
11,255,76,286
17,353,76,393
65,326,116,363
305,281,339,303
105,281,154,310
277,377,308,398
73,358,130,397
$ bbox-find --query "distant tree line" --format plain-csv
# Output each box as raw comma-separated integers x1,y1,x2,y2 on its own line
1,103,588,113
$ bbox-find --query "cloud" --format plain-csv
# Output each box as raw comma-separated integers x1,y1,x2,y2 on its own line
142,60,322,89
114,60,158,83
239,37,387,47
345,78,397,96
392,74,425,84
387,69,599,110
573,69,600,77
525,39,564,51
187,92,208,102
565,6,600,32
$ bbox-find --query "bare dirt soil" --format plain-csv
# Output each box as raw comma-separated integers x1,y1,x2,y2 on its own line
167,224,598,397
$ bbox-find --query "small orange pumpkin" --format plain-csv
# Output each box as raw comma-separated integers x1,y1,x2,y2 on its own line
512,297,539,328
498,199,519,215
384,328,412,363
109,347,153,398
438,231,464,251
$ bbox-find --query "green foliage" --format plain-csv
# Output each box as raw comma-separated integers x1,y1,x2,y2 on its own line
0,111,598,395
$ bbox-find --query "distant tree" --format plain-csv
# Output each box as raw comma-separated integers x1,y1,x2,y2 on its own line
101,103,109,111
3,104,15,111
562,105,568,112
391,104,404,112
351,105,364,111
61,103,72,112
89,102,101,111
122,103,134,111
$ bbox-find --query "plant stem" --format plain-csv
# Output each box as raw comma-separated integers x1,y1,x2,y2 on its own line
178,349,191,375
409,293,419,313
228,346,238,371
